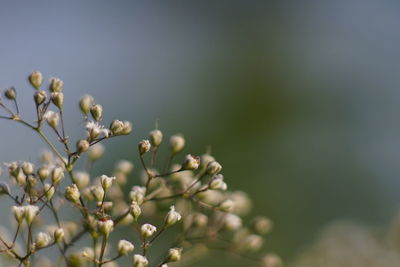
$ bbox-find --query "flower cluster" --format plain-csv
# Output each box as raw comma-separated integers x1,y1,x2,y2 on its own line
0,72,281,267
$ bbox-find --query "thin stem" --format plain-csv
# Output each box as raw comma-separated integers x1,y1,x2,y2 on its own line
98,235,108,267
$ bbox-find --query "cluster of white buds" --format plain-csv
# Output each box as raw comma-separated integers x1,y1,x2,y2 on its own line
0,72,280,267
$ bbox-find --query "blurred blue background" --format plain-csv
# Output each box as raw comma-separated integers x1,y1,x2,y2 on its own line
1,0,400,265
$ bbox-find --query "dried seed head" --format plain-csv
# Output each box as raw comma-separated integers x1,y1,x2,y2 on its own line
181,154,200,170
29,71,43,89
51,92,64,109
79,95,94,115
138,140,151,155
49,77,63,92
34,90,47,105
118,240,134,255
76,139,90,153
170,134,185,153
4,87,16,100
132,254,148,267
140,223,157,238
90,104,103,121
149,129,163,147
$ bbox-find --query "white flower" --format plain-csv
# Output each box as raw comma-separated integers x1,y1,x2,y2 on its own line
100,175,115,191
35,232,51,248
43,111,60,128
117,240,134,255
65,184,81,204
223,214,242,231
132,254,148,267
12,206,25,224
51,166,64,185
86,121,110,139
130,201,142,220
165,206,182,226
53,228,65,242
130,186,146,205
24,205,39,224
181,154,200,170
166,248,182,262
97,219,114,236
140,224,157,238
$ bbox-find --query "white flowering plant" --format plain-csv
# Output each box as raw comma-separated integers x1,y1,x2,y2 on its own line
0,72,281,267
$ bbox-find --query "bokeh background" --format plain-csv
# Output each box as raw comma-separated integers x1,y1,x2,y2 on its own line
1,0,400,266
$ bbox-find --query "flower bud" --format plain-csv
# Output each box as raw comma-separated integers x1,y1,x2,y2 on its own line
81,247,95,260
4,87,16,100
166,248,182,262
12,206,25,224
97,219,114,236
138,140,151,155
223,214,242,231
43,184,55,200
251,216,273,235
130,201,141,221
54,228,65,243
76,139,90,153
209,174,227,191
170,135,185,153
90,186,104,202
15,168,26,186
0,182,10,195
132,254,148,267
24,205,39,224
218,199,235,212
115,160,134,175
129,186,146,205
34,90,47,105
242,234,264,251
181,154,200,170
261,254,282,267
37,166,50,181
110,120,125,135
51,92,64,109
44,111,60,128
73,171,90,189
90,104,103,121
165,206,182,227
51,167,64,185
206,161,222,175
140,223,157,238
29,71,43,89
35,232,51,248
65,184,81,204
100,175,115,192
118,240,134,255
79,95,94,115
22,162,34,175
88,143,105,161
49,77,63,92
149,130,163,147
121,121,132,135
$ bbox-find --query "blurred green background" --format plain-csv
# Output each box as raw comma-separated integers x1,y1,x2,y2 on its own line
1,1,400,266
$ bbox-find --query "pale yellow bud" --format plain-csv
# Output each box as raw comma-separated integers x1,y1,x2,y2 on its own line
166,248,182,262
90,104,103,121
138,140,151,155
149,129,163,147
132,254,148,267
79,95,94,115
170,134,185,153
65,184,81,204
35,232,51,248
34,90,47,105
49,77,63,92
29,71,43,89
181,154,200,170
